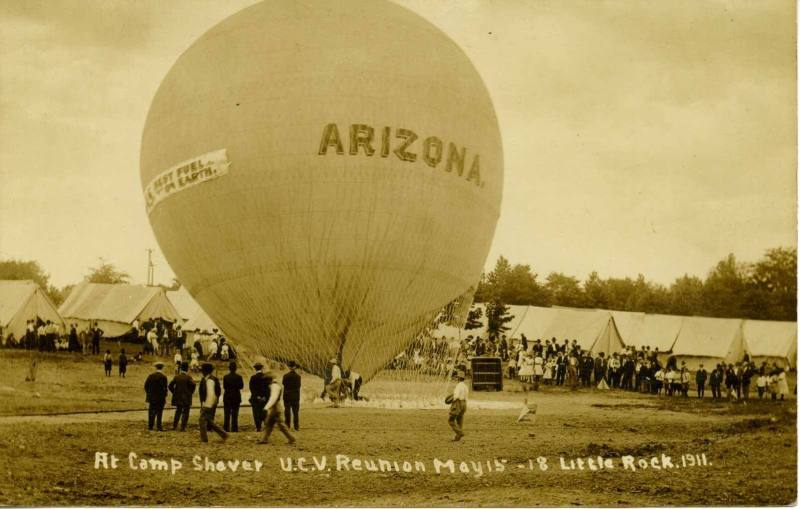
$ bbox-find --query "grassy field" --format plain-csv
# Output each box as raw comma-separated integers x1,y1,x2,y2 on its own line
0,348,795,506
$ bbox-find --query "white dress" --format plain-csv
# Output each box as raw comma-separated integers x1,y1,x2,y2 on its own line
533,356,544,377
518,357,534,382
543,361,554,380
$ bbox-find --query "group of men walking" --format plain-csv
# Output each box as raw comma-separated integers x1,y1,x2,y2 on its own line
143,360,302,444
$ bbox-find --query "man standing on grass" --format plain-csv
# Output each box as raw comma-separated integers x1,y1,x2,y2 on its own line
282,361,302,431
695,364,707,398
223,361,244,432
555,352,567,386
593,351,606,385
91,323,103,355
249,362,270,432
169,362,195,431
199,363,227,442
144,362,168,431
448,371,468,441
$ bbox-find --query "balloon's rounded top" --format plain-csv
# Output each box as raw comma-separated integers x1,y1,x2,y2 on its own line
139,0,503,380
141,0,501,199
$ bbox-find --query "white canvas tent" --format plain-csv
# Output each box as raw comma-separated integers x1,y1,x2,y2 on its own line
59,282,181,337
432,305,625,355
431,304,545,343
668,316,745,370
513,306,556,341
742,320,797,369
0,280,65,344
637,314,685,353
166,286,226,347
166,287,202,323
540,307,625,355
610,310,684,353
608,310,645,346
184,308,220,335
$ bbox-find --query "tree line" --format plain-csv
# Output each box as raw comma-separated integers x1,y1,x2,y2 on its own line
474,247,796,322
0,258,178,306
1,247,795,323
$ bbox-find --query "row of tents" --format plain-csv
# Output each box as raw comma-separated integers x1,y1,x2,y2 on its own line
1,280,796,369
0,280,220,344
433,304,797,369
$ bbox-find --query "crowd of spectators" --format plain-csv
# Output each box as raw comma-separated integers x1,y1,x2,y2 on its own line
2,317,236,373
459,333,792,401
390,331,792,402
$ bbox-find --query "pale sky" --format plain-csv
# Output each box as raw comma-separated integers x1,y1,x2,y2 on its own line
0,0,796,288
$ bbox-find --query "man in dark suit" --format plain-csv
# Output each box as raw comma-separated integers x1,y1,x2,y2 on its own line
555,353,567,386
169,361,195,431
695,364,708,399
282,361,302,431
223,361,244,432
144,362,169,431
594,352,607,385
91,323,103,355
577,351,589,386
248,362,270,432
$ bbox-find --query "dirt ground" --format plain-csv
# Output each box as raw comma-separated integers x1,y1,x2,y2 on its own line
0,349,795,506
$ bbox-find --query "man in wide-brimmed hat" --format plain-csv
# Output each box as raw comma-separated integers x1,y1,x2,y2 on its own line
258,368,295,445
282,361,301,431
144,361,168,431
198,363,227,442
223,361,244,432
248,362,269,432
169,361,195,431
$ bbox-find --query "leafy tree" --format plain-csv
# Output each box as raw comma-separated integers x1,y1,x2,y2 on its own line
504,264,550,305
701,254,747,318
583,271,608,309
464,305,483,330
744,247,797,320
0,259,65,305
485,298,513,337
668,275,703,315
85,258,131,284
472,249,795,320
545,272,586,307
602,277,636,310
627,274,670,313
0,259,50,288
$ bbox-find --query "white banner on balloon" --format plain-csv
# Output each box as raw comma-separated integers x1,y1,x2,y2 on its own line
144,149,231,214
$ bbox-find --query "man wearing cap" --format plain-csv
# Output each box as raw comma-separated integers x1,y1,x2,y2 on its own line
448,372,468,441
144,362,169,431
282,361,302,431
199,363,227,442
169,361,195,431
248,362,270,432
258,370,296,445
223,361,244,432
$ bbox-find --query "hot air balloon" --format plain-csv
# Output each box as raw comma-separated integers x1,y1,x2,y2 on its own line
139,0,503,382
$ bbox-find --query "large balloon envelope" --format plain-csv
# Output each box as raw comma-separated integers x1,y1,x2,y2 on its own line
140,0,503,381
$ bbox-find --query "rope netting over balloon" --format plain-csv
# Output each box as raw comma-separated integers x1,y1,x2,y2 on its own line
172,156,499,405
220,276,477,406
